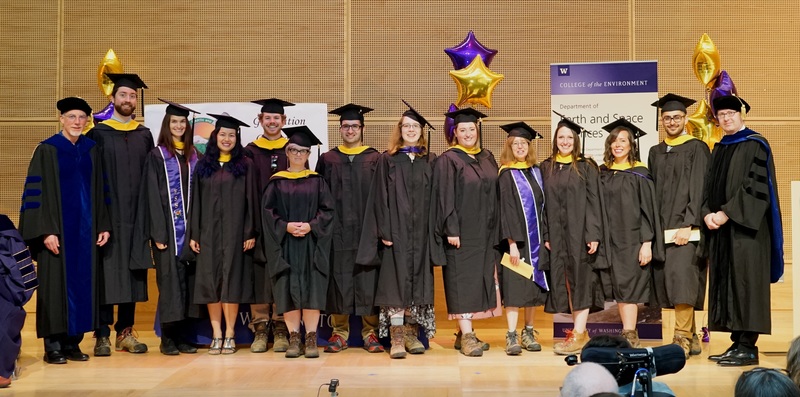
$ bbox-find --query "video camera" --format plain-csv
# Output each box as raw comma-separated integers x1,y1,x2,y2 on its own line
565,344,686,386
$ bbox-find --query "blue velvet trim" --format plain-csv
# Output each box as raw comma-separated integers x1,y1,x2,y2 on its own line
25,176,42,183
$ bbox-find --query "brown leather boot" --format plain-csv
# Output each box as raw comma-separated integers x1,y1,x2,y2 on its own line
390,325,407,359
553,330,589,355
404,324,425,354
460,332,483,357
304,332,319,358
250,321,269,353
621,329,641,348
285,331,303,358
272,320,290,352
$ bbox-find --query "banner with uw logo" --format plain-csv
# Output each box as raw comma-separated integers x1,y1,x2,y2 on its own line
550,61,663,340
550,61,658,164
144,102,328,169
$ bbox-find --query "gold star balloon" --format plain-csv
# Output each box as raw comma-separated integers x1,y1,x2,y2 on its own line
692,34,721,88
686,99,722,149
448,55,504,108
97,49,124,97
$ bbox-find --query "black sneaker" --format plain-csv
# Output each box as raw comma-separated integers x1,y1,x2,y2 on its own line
160,338,179,356
176,341,198,354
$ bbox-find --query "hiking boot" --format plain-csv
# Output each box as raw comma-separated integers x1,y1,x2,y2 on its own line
454,331,490,351
390,325,407,359
116,328,148,353
621,329,641,348
250,322,269,353
304,332,319,358
324,334,348,353
673,334,691,359
554,329,588,355
404,324,425,354
505,331,522,355
363,333,385,353
690,333,702,355
521,327,542,352
272,320,290,352
285,332,303,358
176,341,197,354
94,336,111,357
160,337,179,356
460,332,483,357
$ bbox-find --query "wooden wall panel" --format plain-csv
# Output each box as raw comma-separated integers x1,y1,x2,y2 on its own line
0,1,59,118
0,124,57,225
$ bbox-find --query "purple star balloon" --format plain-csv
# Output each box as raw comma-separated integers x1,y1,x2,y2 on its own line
444,31,498,70
709,70,738,115
443,103,458,144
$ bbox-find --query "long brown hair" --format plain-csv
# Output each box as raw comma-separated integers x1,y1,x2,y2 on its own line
387,116,428,156
499,136,537,166
157,114,196,160
603,127,638,168
547,122,586,177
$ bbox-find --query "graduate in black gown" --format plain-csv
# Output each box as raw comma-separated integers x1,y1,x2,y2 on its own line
316,103,383,354
648,94,709,359
85,73,151,356
262,126,335,359
189,114,259,355
356,101,437,359
496,122,548,356
598,118,664,348
0,215,37,386
431,107,500,357
19,97,110,364
541,116,605,356
132,99,201,355
703,95,783,367
244,98,295,353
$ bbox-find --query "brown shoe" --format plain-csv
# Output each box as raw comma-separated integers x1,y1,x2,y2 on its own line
505,331,522,355
672,335,691,359
520,327,541,352
404,324,425,354
94,335,111,357
621,329,641,348
250,322,269,353
116,327,148,353
304,332,319,358
454,331,489,351
390,325,407,359
285,332,303,358
460,332,483,357
690,333,702,355
554,329,589,355
272,320,290,352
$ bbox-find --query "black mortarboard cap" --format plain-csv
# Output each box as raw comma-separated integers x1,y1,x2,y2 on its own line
444,107,488,125
552,110,586,134
651,93,696,113
713,95,751,114
329,103,374,123
284,125,322,147
105,73,148,90
57,97,92,115
602,117,648,139
159,98,200,118
401,99,434,130
252,98,295,114
500,122,542,140
208,113,249,130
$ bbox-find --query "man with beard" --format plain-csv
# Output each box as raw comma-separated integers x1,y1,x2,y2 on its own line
244,98,295,353
648,94,710,359
703,95,783,367
86,74,153,356
20,97,109,364
316,104,383,354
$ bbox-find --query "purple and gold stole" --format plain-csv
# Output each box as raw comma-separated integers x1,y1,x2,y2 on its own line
510,167,548,290
158,146,197,257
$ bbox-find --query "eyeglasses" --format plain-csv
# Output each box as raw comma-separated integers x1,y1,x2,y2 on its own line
340,124,362,131
511,141,529,147
717,111,739,119
64,114,88,121
661,115,684,124
287,148,310,155
401,123,422,131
